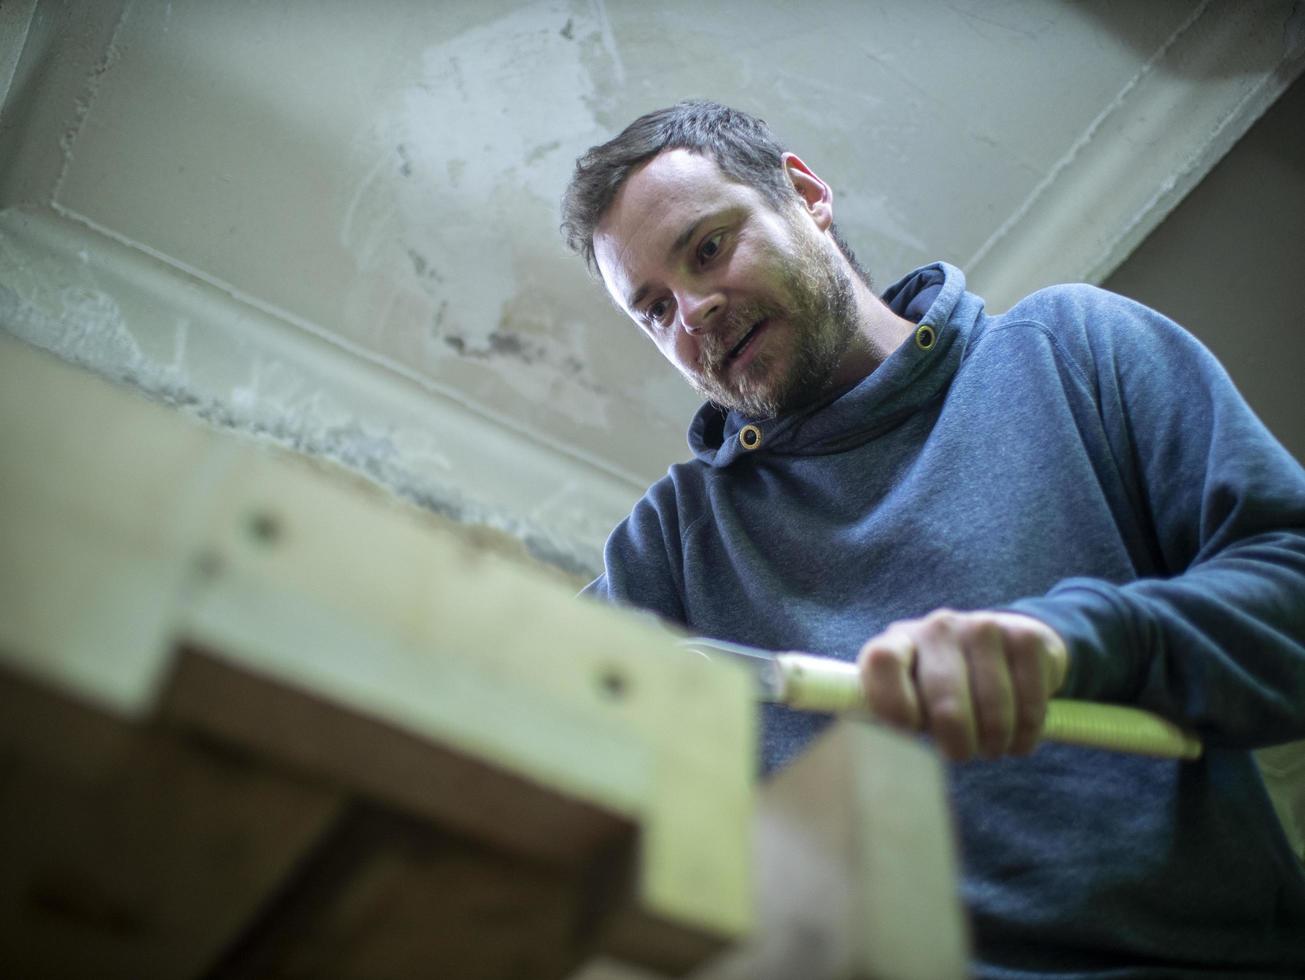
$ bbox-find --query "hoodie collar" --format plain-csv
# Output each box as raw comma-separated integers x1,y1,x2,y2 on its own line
688,262,980,467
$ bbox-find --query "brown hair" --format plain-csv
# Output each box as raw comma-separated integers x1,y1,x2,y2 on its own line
560,100,869,286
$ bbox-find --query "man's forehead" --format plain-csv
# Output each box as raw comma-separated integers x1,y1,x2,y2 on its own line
626,149,744,215
594,149,750,304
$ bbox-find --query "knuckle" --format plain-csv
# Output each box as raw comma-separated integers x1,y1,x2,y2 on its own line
1003,614,1057,654
927,695,968,730
858,640,904,671
1009,622,1043,652
963,618,1003,652
918,609,960,644
922,607,958,627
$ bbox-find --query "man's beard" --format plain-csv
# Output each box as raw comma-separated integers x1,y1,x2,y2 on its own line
688,232,860,420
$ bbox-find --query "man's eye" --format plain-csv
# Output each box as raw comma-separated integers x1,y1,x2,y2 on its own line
647,299,670,324
698,233,723,263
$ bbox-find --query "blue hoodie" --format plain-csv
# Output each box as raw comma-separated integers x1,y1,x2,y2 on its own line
585,263,1305,976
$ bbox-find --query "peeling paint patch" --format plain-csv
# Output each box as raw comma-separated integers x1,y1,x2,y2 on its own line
442,328,543,366
344,0,622,355
439,321,606,395
405,245,443,286
330,1,625,436
487,329,530,360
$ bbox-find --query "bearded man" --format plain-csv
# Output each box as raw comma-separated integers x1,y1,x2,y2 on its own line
561,101,1305,978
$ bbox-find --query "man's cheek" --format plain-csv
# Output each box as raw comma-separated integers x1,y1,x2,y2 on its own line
672,337,700,375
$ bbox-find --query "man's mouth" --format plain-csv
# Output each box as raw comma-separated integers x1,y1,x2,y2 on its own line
725,319,766,367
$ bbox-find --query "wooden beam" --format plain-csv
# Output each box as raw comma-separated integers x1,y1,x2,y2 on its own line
0,333,754,973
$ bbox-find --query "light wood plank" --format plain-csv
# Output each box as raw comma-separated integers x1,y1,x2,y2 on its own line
0,333,755,972
690,722,966,980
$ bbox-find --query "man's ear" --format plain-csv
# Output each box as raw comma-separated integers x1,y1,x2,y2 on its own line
782,152,834,231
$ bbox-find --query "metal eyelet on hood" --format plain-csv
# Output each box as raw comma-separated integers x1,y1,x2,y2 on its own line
915,323,937,351
739,424,763,451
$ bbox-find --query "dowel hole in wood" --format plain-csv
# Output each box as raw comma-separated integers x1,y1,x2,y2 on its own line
597,668,630,701
246,511,282,546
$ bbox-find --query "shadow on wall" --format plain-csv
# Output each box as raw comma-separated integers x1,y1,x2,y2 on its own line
1103,68,1305,465
1072,0,1304,80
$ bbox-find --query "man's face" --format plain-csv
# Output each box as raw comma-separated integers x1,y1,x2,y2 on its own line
593,149,858,419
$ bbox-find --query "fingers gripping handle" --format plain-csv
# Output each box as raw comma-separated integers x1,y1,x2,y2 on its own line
774,653,1203,760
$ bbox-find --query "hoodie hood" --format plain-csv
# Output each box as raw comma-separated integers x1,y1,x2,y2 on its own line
688,262,982,468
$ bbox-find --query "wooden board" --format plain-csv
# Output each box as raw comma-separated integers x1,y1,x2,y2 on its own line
0,333,754,974
1258,741,1305,863
572,722,969,980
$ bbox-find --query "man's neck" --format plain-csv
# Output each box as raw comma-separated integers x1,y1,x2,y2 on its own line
828,283,917,390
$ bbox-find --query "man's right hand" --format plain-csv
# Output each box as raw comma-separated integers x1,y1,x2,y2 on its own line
856,608,1069,762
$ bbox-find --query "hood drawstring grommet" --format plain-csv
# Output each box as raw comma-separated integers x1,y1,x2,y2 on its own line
739,424,763,451
914,323,937,351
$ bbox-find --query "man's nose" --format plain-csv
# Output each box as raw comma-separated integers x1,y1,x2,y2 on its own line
678,287,725,335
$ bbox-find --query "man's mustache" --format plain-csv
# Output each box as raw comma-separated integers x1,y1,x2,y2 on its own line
699,303,778,378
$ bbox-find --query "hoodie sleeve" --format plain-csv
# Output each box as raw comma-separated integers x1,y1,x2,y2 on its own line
581,478,689,627
1007,287,1305,748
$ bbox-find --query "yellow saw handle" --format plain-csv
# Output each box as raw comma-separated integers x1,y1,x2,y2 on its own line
776,653,1202,760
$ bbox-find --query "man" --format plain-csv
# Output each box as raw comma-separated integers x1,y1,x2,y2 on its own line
561,101,1305,977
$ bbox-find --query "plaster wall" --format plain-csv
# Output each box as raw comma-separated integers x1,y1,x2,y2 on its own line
1,0,1301,574
1105,69,1305,465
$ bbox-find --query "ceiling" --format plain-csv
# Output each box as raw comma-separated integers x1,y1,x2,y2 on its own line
1,0,1302,576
